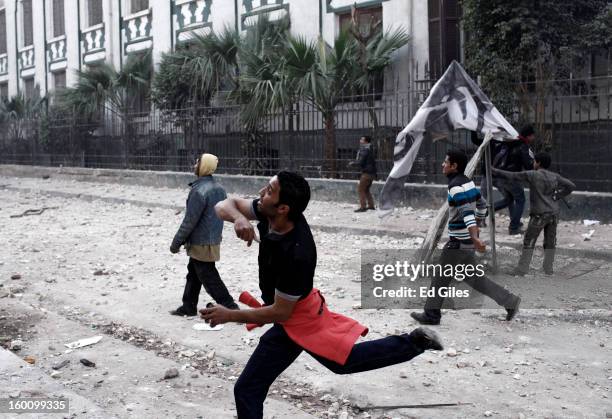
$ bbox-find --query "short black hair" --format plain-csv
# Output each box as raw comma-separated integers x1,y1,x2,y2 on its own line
535,152,551,169
520,125,535,137
361,135,372,143
446,149,468,174
276,171,311,221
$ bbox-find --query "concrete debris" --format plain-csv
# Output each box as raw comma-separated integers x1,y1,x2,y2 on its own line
64,335,103,349
446,348,458,357
80,358,96,367
163,368,179,380
23,355,36,364
52,359,70,370
10,339,23,351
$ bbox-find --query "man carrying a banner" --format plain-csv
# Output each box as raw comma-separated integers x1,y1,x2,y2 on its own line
410,150,522,325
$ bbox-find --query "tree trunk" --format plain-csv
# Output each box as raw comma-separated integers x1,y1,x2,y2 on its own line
323,112,337,177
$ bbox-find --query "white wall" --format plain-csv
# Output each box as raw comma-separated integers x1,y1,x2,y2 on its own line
0,0,432,97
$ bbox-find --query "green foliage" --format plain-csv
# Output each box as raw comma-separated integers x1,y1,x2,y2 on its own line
151,27,239,110
56,51,152,120
463,0,612,115
232,16,293,131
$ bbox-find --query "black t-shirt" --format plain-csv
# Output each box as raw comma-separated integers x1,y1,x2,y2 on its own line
251,199,316,306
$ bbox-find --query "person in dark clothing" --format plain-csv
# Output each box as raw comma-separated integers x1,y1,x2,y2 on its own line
169,154,238,316
493,125,536,234
203,171,444,419
411,150,521,325
349,135,377,212
493,152,575,275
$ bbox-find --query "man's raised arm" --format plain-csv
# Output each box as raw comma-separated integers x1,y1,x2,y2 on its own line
215,197,258,245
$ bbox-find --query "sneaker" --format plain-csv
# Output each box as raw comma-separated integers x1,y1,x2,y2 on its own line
410,311,440,325
169,306,197,317
367,207,376,211
508,228,524,235
505,296,521,321
354,208,367,213
409,327,444,351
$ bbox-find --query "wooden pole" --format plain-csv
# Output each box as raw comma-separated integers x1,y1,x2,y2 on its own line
483,139,498,272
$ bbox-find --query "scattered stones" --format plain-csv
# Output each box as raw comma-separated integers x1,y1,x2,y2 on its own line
52,359,70,370
9,340,23,351
23,355,36,364
163,368,179,379
50,371,62,379
11,274,21,280
206,350,215,360
80,358,96,367
484,411,493,417
446,348,458,357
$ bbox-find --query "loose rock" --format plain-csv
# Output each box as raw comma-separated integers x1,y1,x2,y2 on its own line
164,368,179,379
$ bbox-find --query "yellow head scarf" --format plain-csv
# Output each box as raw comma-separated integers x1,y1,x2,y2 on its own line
198,153,218,176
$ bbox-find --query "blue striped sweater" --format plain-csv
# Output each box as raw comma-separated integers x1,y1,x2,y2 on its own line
447,173,481,241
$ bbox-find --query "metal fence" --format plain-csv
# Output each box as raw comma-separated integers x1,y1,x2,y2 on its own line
1,77,612,191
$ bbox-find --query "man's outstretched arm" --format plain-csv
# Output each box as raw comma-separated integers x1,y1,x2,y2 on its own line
200,293,297,327
215,196,257,245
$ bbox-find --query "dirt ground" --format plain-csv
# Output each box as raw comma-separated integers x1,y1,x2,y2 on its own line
0,177,611,418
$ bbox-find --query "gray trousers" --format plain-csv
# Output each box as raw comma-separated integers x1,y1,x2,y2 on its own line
518,213,557,274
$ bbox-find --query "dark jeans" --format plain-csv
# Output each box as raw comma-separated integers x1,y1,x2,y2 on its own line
181,258,237,310
518,213,558,274
493,179,526,231
424,240,518,320
234,324,424,418
357,173,375,209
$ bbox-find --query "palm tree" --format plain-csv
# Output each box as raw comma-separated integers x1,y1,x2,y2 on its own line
283,26,408,176
233,16,292,132
152,29,240,153
57,51,152,123
0,88,47,141
284,31,359,176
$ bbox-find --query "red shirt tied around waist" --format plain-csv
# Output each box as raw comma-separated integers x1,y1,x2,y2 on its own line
240,289,368,365
200,172,443,419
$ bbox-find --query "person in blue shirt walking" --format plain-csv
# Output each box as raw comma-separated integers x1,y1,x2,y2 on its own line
169,153,238,316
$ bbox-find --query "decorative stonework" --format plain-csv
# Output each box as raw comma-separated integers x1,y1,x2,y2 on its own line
326,0,388,14
124,8,152,49
0,54,8,75
173,0,213,43
81,24,106,64
241,0,288,29
47,35,67,65
18,46,35,72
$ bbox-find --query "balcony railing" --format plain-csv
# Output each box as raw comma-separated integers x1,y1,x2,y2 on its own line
124,8,152,51
81,23,106,64
173,0,212,43
47,35,67,65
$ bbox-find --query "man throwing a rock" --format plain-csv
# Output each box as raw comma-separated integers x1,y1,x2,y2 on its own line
201,171,443,419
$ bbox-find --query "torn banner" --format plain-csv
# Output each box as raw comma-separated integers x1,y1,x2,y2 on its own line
379,60,518,211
